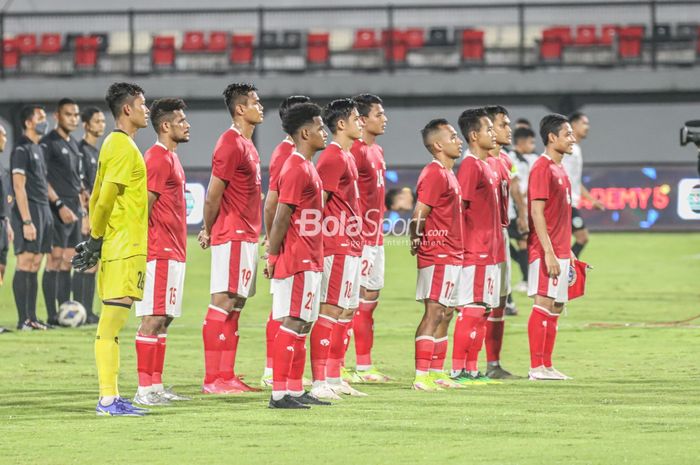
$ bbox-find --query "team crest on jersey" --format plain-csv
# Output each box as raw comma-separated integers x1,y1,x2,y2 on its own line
62,147,69,155
33,152,39,160
558,179,563,185
568,264,577,287
6,194,12,204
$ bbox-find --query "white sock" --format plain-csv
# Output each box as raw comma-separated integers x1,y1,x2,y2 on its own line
356,364,372,371
415,370,428,376
312,380,326,390
450,369,461,377
263,367,273,377
99,395,117,406
288,390,304,398
469,370,479,377
137,386,152,397
272,390,286,401
151,383,164,393
326,377,341,385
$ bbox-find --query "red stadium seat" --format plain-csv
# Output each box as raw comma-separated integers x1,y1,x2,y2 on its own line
39,33,62,54
230,34,254,65
600,25,619,45
208,31,228,52
540,26,572,61
618,26,644,59
16,34,37,54
404,28,425,49
575,25,597,45
382,29,407,62
182,31,205,52
543,26,573,45
74,36,100,69
2,39,19,70
152,35,176,68
353,29,379,49
306,32,329,64
461,29,484,61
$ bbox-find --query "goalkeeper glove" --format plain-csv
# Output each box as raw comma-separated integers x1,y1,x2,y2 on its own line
72,236,103,272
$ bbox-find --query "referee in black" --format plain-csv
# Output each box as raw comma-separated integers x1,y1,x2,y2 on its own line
0,123,14,333
74,106,105,324
40,98,84,326
11,105,53,330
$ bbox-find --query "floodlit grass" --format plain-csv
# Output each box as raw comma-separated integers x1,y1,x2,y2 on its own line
1,233,699,465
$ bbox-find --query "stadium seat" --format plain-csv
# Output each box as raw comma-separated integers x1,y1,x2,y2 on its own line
261,31,278,49
600,25,619,45
307,32,330,65
382,29,407,62
182,31,206,52
282,31,302,49
74,36,100,70
329,29,353,51
353,29,379,49
208,31,228,52
539,26,572,61
575,25,597,45
93,33,109,52
152,35,176,68
461,29,485,62
618,25,645,60
230,34,254,65
2,38,19,70
653,24,672,42
39,33,62,54
427,27,451,46
404,28,425,49
675,23,698,40
16,34,37,54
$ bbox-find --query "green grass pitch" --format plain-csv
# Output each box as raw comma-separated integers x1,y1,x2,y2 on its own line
1,233,699,465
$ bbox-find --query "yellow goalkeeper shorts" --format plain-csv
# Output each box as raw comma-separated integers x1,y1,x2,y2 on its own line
97,255,147,301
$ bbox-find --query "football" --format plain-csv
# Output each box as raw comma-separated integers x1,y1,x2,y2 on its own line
57,301,87,328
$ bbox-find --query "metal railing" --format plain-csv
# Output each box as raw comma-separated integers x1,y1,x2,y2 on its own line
1,0,699,79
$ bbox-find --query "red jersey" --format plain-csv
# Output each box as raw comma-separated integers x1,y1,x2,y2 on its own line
415,160,463,269
144,143,187,262
457,152,503,265
316,142,362,257
274,152,324,279
210,127,262,245
351,139,385,247
487,150,514,228
268,138,294,192
527,154,572,260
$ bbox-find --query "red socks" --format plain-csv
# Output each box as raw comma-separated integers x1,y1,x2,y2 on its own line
326,318,351,381
202,305,228,384
272,326,298,395
415,336,435,374
135,333,158,388
466,314,487,372
152,333,167,386
485,306,505,363
288,333,307,394
265,311,281,370
219,310,241,380
354,299,378,367
430,336,448,371
527,305,549,368
310,315,335,382
451,306,483,372
543,313,560,368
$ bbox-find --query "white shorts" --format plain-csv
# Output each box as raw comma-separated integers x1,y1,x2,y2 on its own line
360,244,385,291
457,263,500,308
135,259,186,318
499,227,512,297
321,254,361,309
271,271,322,322
528,257,571,304
210,240,258,298
416,264,462,308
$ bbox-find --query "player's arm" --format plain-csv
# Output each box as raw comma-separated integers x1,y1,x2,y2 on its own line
12,173,36,241
90,180,122,239
264,202,295,279
580,184,605,210
530,199,560,277
147,191,159,216
263,189,278,240
199,175,226,249
47,183,78,224
510,177,528,233
409,201,432,256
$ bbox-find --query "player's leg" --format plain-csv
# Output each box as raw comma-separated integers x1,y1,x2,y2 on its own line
413,300,445,391
571,207,588,258
43,212,67,325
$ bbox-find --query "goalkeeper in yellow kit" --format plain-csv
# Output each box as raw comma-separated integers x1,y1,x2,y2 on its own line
73,82,150,416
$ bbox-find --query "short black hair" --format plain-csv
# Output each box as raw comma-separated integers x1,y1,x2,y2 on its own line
150,98,187,133
539,113,569,146
323,98,357,134
105,82,144,118
569,111,586,123
457,108,488,139
223,82,257,116
421,118,449,152
513,127,536,144
483,105,509,122
352,93,383,117
279,95,311,120
515,117,531,128
19,104,44,130
57,98,78,111
81,106,103,124
281,102,322,136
